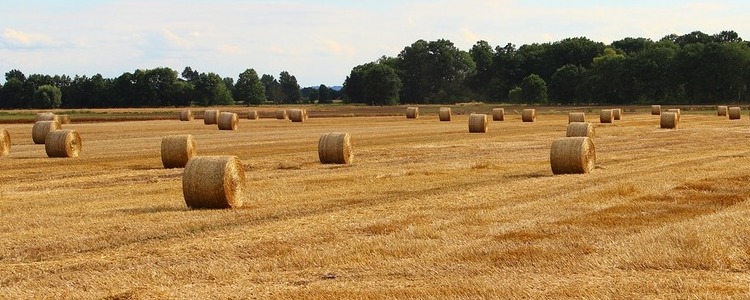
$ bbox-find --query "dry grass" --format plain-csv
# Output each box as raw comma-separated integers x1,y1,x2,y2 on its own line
1,108,750,298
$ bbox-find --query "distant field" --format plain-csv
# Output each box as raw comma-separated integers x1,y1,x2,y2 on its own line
1,107,750,298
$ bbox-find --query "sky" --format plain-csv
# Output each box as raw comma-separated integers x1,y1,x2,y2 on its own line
1,0,749,87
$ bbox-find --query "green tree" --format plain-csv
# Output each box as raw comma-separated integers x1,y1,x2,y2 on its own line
397,39,476,103
468,40,495,100
508,86,522,103
318,84,332,104
234,69,266,105
194,72,233,106
279,71,301,104
342,63,369,104
363,63,402,106
33,84,62,108
520,74,547,104
549,64,586,104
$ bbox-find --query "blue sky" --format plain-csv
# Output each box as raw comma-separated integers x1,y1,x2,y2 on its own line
1,0,748,87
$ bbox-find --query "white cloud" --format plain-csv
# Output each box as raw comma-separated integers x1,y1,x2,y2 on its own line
0,28,62,48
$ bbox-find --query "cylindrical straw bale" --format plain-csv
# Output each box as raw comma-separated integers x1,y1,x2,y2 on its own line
0,129,10,156
568,112,585,123
289,109,305,122
566,122,595,138
492,108,505,121
182,156,245,209
248,110,258,120
318,132,353,164
203,109,219,125
718,106,728,117
58,114,71,124
32,120,61,144
45,129,81,158
218,112,238,130
276,109,288,120
35,113,59,123
660,112,678,129
613,108,622,120
550,137,596,175
468,114,489,133
406,107,419,119
522,109,536,122
729,107,741,120
667,108,681,122
161,134,197,168
439,107,451,121
651,105,661,115
600,109,613,123
180,110,194,121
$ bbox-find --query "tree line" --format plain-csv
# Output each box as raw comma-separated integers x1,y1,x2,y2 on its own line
343,30,750,106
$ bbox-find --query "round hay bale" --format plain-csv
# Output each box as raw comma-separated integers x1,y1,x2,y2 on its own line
550,137,595,175
32,120,61,144
161,134,197,168
0,128,10,156
203,109,219,125
729,107,741,120
406,107,419,119
568,112,585,123
600,109,613,123
179,110,194,121
218,112,238,130
566,122,595,138
667,108,681,122
248,110,258,120
613,108,622,120
660,112,678,129
35,113,59,123
45,129,81,158
276,109,288,120
651,105,661,115
522,109,536,122
492,108,505,121
289,109,305,122
318,132,353,164
182,156,245,209
439,107,451,121
468,114,488,133
58,114,71,124
718,105,728,117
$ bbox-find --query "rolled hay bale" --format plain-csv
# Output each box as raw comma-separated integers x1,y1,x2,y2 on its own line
58,114,71,124
179,110,194,121
439,107,452,121
550,137,596,175
651,105,661,115
492,108,505,121
406,106,419,119
203,109,219,125
218,112,238,130
613,108,622,120
566,122,595,138
248,110,258,120
468,114,489,133
667,108,682,122
45,129,81,158
600,109,614,123
718,105,728,116
522,109,536,122
729,107,741,120
276,109,288,120
32,120,61,144
182,156,245,209
289,109,305,122
660,112,678,129
568,112,585,123
318,132,353,164
161,134,197,168
0,128,10,156
35,112,59,123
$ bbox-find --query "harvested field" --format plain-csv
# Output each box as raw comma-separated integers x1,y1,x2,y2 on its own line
1,107,750,298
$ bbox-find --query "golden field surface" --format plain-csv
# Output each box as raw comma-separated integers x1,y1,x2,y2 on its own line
2,106,750,299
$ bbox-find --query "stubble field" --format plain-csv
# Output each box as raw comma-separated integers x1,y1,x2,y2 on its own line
1,106,750,299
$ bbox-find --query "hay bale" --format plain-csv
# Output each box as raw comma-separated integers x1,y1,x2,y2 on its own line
406,107,419,119
439,107,451,121
318,132,352,164
161,134,197,168
660,112,678,129
492,108,505,121
218,112,238,130
35,112,59,123
651,105,661,115
0,128,10,156
32,120,61,144
204,109,219,125
568,112,585,123
182,156,245,209
566,122,595,138
667,108,682,122
613,108,622,120
522,109,536,122
468,114,488,133
58,114,71,124
180,110,194,121
289,109,305,122
600,109,613,123
550,137,595,175
276,109,288,120
45,129,81,158
248,110,258,120
718,105,728,116
729,107,741,120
